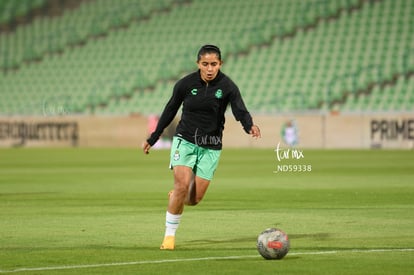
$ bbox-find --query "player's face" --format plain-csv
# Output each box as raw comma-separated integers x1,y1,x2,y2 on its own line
197,53,222,83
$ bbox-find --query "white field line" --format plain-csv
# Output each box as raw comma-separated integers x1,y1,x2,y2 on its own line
0,248,413,273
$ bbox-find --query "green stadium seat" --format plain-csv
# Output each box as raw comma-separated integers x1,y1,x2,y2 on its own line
0,0,412,116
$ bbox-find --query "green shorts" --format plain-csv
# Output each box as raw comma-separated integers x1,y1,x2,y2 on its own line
170,136,221,180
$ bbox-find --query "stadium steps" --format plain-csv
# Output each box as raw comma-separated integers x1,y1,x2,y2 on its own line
1,0,413,116
0,0,186,73
0,0,46,28
95,0,368,115
337,72,414,113
230,0,413,114
0,0,387,115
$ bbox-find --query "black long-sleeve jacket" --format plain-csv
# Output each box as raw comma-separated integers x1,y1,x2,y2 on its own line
147,70,253,150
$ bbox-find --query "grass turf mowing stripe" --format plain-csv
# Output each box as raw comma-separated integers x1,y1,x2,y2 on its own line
1,248,413,273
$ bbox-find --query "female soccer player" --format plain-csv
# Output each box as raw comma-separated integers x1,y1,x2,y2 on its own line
142,44,261,250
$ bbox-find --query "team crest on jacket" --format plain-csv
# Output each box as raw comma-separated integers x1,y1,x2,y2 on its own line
191,88,198,95
215,89,223,99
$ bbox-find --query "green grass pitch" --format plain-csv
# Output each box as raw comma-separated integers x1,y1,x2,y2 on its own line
0,148,413,274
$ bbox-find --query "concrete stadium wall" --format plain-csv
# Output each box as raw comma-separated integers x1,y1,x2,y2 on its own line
1,113,413,149
227,114,414,149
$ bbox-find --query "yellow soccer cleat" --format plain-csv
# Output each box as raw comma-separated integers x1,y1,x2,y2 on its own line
160,236,175,250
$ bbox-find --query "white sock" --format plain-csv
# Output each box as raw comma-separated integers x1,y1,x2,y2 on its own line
165,211,182,237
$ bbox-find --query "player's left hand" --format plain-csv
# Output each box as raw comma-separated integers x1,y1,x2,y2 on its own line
250,125,261,139
142,141,151,154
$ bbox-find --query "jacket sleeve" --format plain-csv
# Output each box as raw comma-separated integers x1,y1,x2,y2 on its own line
146,83,184,146
229,85,253,134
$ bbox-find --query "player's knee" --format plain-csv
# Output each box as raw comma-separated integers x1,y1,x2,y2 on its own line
174,186,187,199
174,182,190,199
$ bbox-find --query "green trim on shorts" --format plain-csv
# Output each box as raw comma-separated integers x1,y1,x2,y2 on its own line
170,136,221,180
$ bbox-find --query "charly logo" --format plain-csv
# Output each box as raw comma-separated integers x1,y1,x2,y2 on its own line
215,89,223,99
191,88,198,95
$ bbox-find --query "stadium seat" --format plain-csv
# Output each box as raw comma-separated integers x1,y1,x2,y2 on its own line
0,0,413,116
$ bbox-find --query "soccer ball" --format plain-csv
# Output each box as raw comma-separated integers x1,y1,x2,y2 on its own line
257,228,290,260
